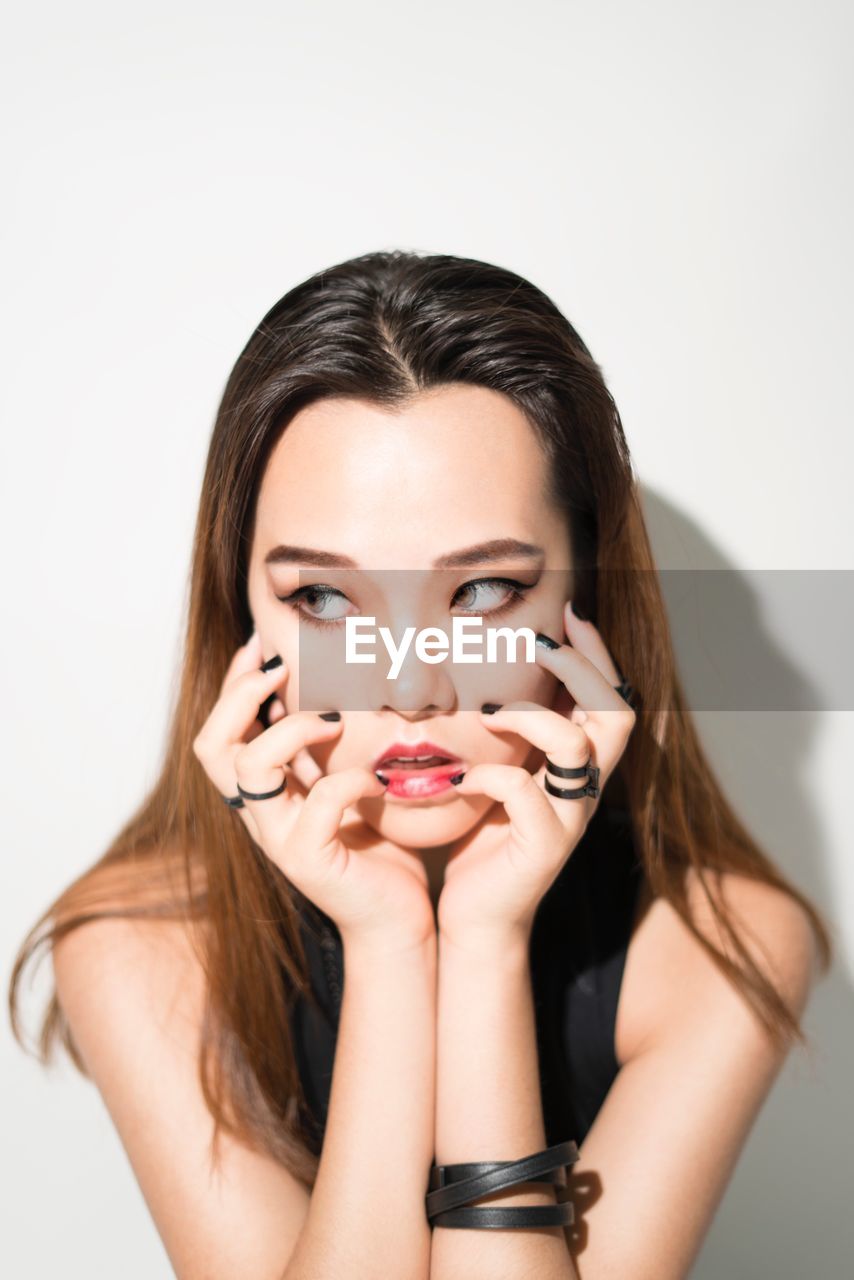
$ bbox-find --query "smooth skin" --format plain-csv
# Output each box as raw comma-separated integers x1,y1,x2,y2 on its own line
52,386,817,1279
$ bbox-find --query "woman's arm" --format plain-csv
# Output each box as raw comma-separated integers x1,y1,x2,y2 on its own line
557,870,819,1280
53,914,437,1280
430,931,579,1280
430,874,817,1280
286,931,437,1280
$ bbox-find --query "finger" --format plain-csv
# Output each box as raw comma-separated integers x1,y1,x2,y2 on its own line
259,696,326,793
563,601,623,685
286,741,326,792
230,804,262,848
477,702,605,823
232,730,339,856
449,763,576,873
234,711,345,800
535,633,632,719
194,663,295,812
202,661,291,755
267,697,287,724
232,716,346,854
285,767,387,878
526,647,635,796
219,629,263,697
478,700,590,765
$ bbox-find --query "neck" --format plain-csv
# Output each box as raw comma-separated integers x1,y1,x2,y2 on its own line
417,843,456,915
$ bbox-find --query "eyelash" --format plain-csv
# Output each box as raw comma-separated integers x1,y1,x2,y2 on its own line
274,577,536,631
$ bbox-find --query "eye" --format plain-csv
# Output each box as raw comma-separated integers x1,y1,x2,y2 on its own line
275,576,535,629
451,577,533,617
275,584,355,628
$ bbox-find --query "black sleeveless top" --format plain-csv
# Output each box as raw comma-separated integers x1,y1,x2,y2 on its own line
287,801,644,1155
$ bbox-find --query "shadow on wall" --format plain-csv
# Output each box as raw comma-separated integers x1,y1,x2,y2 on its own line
639,486,852,1279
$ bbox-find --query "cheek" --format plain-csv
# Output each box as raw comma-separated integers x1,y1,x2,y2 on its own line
468,658,558,705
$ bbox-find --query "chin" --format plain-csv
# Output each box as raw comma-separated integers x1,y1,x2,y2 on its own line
360,796,489,846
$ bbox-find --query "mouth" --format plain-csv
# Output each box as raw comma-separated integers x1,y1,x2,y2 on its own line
372,740,465,799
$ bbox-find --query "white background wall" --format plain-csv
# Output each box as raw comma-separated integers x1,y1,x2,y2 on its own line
2,1,852,1274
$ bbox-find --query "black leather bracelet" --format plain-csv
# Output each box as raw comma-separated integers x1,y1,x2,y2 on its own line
428,1159,567,1194
426,1139,579,1230
428,1202,574,1229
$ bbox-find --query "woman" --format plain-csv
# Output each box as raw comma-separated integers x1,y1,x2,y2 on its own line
9,249,832,1279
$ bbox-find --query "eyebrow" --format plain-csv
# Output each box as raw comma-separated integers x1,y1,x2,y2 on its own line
263,537,546,570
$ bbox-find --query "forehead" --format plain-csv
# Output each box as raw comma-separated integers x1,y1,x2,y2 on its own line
252,384,561,562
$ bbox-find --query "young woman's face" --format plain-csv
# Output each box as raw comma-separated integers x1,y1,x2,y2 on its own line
246,383,573,849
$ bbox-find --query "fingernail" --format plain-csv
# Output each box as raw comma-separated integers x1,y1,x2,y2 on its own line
318,710,341,721
480,702,502,714
535,633,560,650
569,601,589,622
260,653,283,672
449,771,465,784
374,770,389,785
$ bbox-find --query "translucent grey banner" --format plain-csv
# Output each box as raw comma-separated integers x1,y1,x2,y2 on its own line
286,569,854,712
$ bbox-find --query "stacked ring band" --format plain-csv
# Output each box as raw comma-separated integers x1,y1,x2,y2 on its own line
426,1138,579,1229
543,757,600,800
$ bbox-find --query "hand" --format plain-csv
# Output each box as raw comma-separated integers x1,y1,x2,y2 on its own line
436,600,637,953
193,631,437,956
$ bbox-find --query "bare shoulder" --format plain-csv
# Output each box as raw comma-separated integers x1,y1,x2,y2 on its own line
572,867,819,1277
52,875,311,1279
616,863,819,1065
53,908,209,1085
52,839,220,1054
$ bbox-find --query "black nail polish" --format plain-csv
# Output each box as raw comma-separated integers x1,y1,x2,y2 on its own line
374,770,389,785
318,710,341,721
481,702,502,714
257,693,274,727
535,633,560,650
449,771,465,784
260,653,283,672
570,602,589,622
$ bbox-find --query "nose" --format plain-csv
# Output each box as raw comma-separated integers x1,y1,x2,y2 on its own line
371,639,457,716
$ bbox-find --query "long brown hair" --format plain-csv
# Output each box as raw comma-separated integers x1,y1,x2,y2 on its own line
8,249,833,1187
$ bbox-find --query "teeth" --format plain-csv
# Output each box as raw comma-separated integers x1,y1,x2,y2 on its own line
382,755,449,767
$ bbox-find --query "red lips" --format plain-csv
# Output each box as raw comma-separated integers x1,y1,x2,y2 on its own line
372,740,462,770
